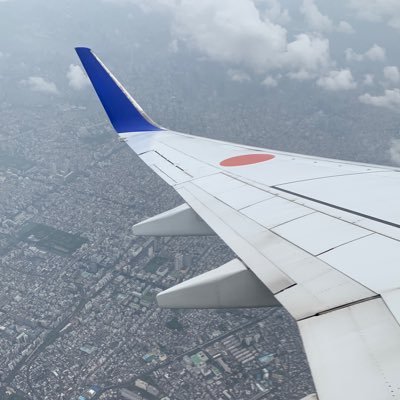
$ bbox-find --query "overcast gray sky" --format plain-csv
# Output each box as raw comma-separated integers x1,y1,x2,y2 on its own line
1,0,399,96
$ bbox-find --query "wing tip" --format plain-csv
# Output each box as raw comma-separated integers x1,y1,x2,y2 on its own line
75,46,162,133
75,47,91,56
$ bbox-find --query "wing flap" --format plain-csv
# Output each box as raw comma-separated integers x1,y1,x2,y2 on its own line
299,298,400,400
320,234,400,293
177,182,295,294
178,180,376,319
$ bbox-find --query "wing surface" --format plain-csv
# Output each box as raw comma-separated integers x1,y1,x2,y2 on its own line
76,48,400,400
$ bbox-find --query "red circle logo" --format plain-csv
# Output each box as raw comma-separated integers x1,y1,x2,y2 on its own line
220,153,275,167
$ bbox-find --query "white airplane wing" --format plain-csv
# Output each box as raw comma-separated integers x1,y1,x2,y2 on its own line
76,47,400,400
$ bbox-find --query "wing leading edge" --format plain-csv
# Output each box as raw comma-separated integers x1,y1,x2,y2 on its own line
75,48,400,400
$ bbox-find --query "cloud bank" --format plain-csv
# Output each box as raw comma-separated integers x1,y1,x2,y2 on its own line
104,0,400,110
262,75,279,87
345,44,386,62
300,0,354,33
349,0,400,29
105,0,332,80
383,66,400,84
359,89,400,110
317,69,357,91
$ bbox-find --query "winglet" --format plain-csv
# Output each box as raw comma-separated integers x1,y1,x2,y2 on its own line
75,47,162,133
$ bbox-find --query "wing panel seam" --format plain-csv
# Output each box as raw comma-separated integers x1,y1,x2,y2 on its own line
297,294,381,322
272,186,400,229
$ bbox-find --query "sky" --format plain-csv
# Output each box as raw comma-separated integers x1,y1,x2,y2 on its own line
96,0,400,102
1,0,400,163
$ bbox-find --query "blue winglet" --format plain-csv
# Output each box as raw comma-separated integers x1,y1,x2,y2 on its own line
75,47,162,133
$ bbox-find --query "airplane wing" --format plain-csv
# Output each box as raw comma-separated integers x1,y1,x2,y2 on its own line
76,47,400,400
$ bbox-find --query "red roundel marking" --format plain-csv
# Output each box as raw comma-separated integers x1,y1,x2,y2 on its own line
220,153,275,167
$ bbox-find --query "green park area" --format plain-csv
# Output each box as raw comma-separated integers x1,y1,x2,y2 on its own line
0,151,34,172
19,222,87,255
144,256,169,273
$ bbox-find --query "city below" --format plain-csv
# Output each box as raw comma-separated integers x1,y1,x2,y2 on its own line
0,103,314,400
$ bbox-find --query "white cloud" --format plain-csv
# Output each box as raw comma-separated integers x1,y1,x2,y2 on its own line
300,0,353,33
20,76,59,94
345,44,386,62
262,75,278,86
359,88,400,110
259,0,291,25
345,48,363,62
104,0,332,80
365,44,386,61
389,138,400,165
349,0,400,29
228,69,251,82
285,34,331,80
170,0,287,74
300,0,333,32
383,66,400,83
337,20,354,33
363,74,375,86
171,1,331,79
67,64,90,90
317,69,357,91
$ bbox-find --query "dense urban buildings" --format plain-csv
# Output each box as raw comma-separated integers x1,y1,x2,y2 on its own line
0,104,315,399
0,112,313,399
